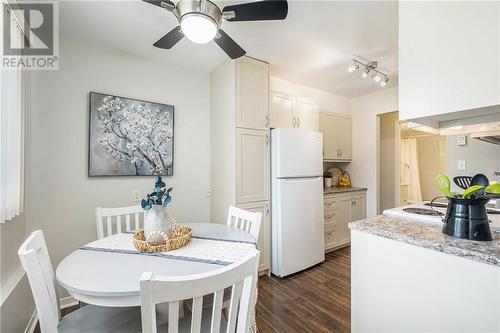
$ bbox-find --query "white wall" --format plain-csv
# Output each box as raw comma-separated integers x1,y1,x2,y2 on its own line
447,135,500,192
347,87,399,217
26,36,211,295
270,77,349,113
399,1,500,121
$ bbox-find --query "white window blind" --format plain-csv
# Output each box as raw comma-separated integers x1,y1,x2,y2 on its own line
0,7,25,223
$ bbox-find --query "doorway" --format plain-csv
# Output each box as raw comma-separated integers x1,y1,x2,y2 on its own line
378,112,447,213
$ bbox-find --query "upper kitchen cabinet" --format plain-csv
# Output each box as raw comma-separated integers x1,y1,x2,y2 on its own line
399,1,500,125
236,57,270,130
296,97,318,131
270,91,318,131
270,91,295,128
321,111,352,161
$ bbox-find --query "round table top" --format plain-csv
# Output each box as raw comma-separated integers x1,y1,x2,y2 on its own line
56,223,255,307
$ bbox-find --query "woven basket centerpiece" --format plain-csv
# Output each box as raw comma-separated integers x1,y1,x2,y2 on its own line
133,222,192,253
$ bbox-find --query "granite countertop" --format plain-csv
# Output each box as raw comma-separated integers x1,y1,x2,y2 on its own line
349,215,500,267
324,186,367,195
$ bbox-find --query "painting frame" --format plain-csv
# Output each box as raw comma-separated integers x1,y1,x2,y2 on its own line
88,91,175,177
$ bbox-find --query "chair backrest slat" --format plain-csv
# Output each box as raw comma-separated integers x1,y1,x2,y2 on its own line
95,205,144,239
18,231,60,333
227,281,244,333
191,296,203,333
210,289,224,333
140,251,259,333
226,206,262,240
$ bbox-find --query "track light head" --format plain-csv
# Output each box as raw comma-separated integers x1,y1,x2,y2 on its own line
361,68,370,78
380,77,389,87
348,62,359,73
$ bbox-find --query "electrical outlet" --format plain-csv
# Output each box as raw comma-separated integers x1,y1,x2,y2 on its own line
457,160,466,171
133,190,141,202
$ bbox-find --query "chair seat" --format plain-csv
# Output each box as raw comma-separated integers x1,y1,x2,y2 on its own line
156,307,228,333
58,305,142,333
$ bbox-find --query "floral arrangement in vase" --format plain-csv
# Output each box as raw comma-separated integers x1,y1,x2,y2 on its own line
141,176,174,245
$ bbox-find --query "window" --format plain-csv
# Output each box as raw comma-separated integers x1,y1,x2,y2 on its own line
0,5,25,223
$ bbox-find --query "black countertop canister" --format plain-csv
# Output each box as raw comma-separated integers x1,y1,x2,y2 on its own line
443,197,492,241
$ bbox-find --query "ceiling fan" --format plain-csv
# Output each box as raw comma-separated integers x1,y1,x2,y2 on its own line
143,0,288,59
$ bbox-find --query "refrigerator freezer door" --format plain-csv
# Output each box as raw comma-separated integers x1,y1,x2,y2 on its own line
272,176,324,277
272,128,323,178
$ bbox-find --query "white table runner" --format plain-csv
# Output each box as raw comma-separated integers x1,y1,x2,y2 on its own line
81,232,256,266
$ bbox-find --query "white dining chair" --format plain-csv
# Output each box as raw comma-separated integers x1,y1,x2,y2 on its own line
140,250,260,333
95,205,145,239
226,205,262,240
18,230,142,333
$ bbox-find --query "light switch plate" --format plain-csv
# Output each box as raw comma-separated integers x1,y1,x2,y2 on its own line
457,135,467,146
457,160,466,171
133,190,141,202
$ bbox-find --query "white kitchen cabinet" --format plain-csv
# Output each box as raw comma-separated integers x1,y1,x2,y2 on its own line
321,111,352,161
351,194,366,222
236,128,270,203
399,1,500,123
237,201,270,274
270,91,317,131
324,191,366,251
210,56,270,225
236,57,269,130
270,91,294,129
295,97,317,131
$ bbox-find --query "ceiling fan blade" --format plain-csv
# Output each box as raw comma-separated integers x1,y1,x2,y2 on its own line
214,29,246,59
153,26,184,49
222,0,288,22
142,0,175,10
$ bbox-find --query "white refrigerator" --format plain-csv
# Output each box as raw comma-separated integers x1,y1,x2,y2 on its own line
271,128,325,277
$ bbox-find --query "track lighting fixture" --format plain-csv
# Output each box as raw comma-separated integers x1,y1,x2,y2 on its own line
348,58,389,88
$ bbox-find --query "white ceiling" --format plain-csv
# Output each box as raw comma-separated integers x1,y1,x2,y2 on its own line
60,0,398,98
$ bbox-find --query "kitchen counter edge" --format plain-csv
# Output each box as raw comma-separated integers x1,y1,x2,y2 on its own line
348,215,500,267
324,187,367,195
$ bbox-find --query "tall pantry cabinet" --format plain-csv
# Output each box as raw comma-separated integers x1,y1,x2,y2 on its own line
210,56,271,274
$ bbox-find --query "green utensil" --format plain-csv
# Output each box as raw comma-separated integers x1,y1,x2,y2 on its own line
485,183,500,194
435,174,454,198
462,185,485,199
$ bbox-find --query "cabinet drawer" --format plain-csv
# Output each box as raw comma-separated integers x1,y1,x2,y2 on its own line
324,222,338,248
324,200,337,214
324,211,336,223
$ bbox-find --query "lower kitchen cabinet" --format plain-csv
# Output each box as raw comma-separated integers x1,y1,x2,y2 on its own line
237,200,270,275
324,191,366,251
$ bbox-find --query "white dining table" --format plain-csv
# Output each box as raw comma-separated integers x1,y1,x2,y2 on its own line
56,223,257,307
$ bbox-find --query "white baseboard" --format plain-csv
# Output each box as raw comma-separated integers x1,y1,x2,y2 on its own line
0,266,25,306
24,296,79,333
24,310,38,333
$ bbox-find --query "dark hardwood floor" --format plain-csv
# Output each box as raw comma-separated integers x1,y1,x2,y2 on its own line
36,247,350,333
256,246,351,333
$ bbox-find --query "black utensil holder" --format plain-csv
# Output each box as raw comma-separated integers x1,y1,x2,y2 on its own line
442,197,492,241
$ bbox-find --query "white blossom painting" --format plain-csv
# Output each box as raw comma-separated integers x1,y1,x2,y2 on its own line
89,92,174,176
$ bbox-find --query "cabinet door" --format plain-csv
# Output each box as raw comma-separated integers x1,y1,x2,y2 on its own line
351,194,366,222
296,97,317,131
337,197,352,244
236,128,270,203
236,57,269,130
339,115,352,160
270,91,295,128
322,112,341,160
237,201,270,273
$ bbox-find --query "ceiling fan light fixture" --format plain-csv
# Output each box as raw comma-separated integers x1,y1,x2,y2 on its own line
180,13,218,44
